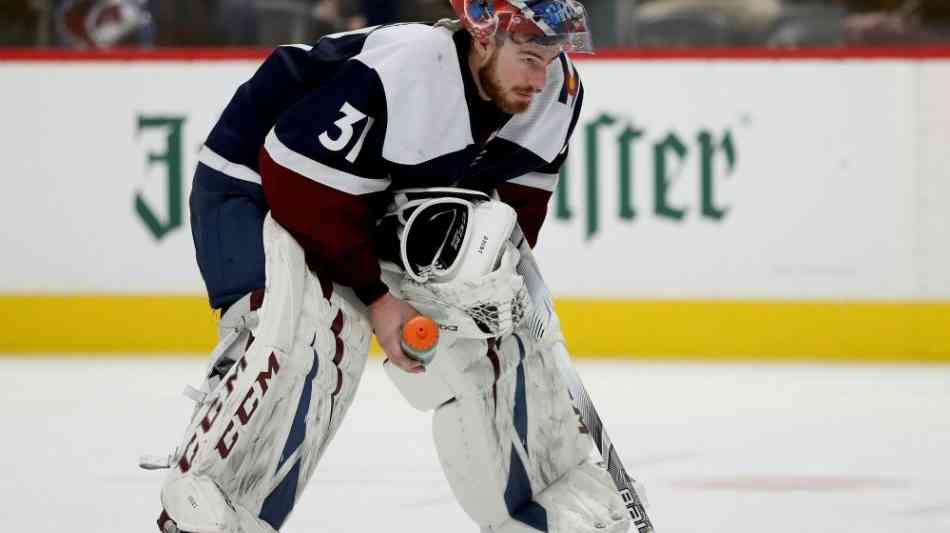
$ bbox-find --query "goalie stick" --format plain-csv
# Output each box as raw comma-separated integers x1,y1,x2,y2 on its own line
511,224,656,533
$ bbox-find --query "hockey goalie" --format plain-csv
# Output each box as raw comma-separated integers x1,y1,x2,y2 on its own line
144,0,636,530
148,191,629,532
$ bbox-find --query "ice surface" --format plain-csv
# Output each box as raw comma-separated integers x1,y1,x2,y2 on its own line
1,357,948,532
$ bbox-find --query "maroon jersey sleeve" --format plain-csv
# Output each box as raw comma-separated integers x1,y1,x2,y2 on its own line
259,149,389,305
258,58,392,306
497,181,551,249
497,148,566,248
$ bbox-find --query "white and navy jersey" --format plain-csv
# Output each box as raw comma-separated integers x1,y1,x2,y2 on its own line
200,23,584,304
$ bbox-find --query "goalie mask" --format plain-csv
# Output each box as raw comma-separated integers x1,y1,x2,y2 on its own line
450,0,595,53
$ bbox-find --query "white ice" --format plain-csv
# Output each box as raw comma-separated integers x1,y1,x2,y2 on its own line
1,356,948,532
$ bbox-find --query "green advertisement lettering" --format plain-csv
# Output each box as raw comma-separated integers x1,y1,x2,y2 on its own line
556,112,741,240
653,132,688,221
698,130,736,220
135,115,186,241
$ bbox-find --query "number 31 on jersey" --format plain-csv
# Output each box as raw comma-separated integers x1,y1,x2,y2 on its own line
318,102,375,164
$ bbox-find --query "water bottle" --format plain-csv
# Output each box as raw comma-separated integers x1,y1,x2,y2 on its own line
400,315,439,365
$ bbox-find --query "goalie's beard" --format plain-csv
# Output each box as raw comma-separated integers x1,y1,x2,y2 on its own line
478,49,534,115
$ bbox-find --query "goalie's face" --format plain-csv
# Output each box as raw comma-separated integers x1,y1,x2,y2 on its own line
477,33,561,114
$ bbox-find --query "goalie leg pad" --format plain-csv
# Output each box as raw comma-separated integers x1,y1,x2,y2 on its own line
161,214,371,531
431,332,630,532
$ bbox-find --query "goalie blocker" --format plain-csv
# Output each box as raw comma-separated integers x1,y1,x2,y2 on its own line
152,189,628,532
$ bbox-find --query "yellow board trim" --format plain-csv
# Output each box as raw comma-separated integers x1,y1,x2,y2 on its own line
555,299,950,362
2,294,949,361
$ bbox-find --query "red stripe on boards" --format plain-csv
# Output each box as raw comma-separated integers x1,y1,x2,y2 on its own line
4,46,950,62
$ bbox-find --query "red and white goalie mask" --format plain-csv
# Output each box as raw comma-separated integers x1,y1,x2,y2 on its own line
450,0,595,53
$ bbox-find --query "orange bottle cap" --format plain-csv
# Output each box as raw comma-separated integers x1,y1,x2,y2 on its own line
402,316,439,352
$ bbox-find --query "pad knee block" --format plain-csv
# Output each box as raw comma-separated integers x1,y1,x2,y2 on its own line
384,335,502,411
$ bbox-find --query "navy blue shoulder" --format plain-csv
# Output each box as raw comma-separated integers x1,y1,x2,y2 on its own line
202,29,382,175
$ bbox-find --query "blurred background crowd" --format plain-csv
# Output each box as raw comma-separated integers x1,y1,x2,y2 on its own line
2,0,949,49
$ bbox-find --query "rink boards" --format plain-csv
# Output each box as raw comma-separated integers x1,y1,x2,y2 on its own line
1,48,949,359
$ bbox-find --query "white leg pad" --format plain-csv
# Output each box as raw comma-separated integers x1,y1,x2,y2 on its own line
161,214,371,531
430,331,631,532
